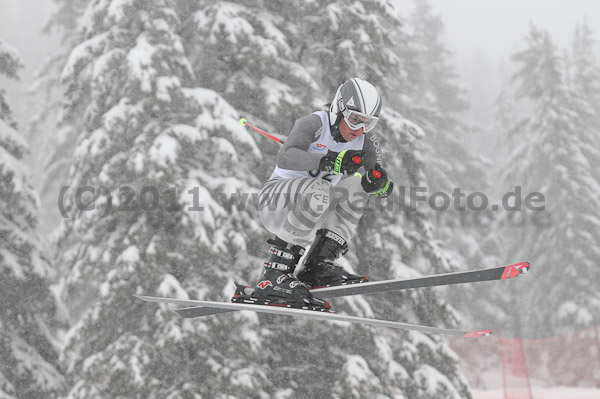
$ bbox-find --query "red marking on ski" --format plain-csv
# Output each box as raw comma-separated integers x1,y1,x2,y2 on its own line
267,303,288,308
464,329,494,338
500,262,532,280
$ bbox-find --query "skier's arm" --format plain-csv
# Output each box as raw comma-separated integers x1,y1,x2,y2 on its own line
359,131,393,197
361,131,385,170
276,114,324,171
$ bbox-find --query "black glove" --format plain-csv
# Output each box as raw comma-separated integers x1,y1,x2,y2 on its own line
319,150,364,175
361,164,393,197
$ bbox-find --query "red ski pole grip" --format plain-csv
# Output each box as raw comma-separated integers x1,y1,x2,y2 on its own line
352,156,362,165
372,170,382,179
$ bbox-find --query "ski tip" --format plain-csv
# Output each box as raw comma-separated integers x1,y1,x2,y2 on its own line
500,261,532,280
133,294,162,303
464,329,494,338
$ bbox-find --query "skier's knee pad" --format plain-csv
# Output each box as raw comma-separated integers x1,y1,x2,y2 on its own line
302,179,332,214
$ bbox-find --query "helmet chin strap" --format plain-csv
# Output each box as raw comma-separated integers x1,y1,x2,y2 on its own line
331,113,347,143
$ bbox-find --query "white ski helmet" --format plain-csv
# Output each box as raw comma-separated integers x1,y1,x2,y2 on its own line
329,77,382,133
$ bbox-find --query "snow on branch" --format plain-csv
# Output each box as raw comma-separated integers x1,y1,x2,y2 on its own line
0,39,22,79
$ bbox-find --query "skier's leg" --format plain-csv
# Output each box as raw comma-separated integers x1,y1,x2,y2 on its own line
321,174,369,241
258,176,322,237
298,175,370,287
275,178,332,247
249,176,332,309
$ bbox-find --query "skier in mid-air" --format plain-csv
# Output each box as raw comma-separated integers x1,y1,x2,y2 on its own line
138,76,529,333
140,76,528,332
138,82,530,335
233,78,393,310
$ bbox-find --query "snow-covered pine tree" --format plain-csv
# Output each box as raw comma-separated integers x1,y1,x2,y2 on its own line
0,38,64,399
451,87,520,334
571,19,600,180
187,1,323,188
407,1,466,113
55,1,273,397
400,0,490,278
502,25,600,337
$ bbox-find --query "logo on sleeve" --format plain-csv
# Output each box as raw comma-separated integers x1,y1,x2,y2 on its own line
311,143,328,151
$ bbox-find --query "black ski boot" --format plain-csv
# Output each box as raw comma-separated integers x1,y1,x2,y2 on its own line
231,237,332,312
297,229,368,288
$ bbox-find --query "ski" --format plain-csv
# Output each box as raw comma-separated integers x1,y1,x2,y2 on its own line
170,261,532,318
134,294,493,337
312,261,532,298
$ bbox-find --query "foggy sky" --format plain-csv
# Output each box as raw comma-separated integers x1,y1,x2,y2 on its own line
430,0,600,101
431,0,600,60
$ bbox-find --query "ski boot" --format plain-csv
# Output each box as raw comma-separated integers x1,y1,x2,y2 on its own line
231,237,332,312
296,229,368,288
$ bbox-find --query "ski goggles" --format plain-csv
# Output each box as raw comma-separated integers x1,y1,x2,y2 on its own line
342,109,379,132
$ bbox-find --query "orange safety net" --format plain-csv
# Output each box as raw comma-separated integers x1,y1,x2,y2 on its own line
448,326,600,397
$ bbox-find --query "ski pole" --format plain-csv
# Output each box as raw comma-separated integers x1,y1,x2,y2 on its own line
239,118,285,144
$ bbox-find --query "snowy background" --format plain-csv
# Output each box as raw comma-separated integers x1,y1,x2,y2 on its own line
1,0,600,398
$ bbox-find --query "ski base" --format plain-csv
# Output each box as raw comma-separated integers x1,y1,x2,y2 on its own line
231,281,333,312
231,292,334,313
134,294,494,337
